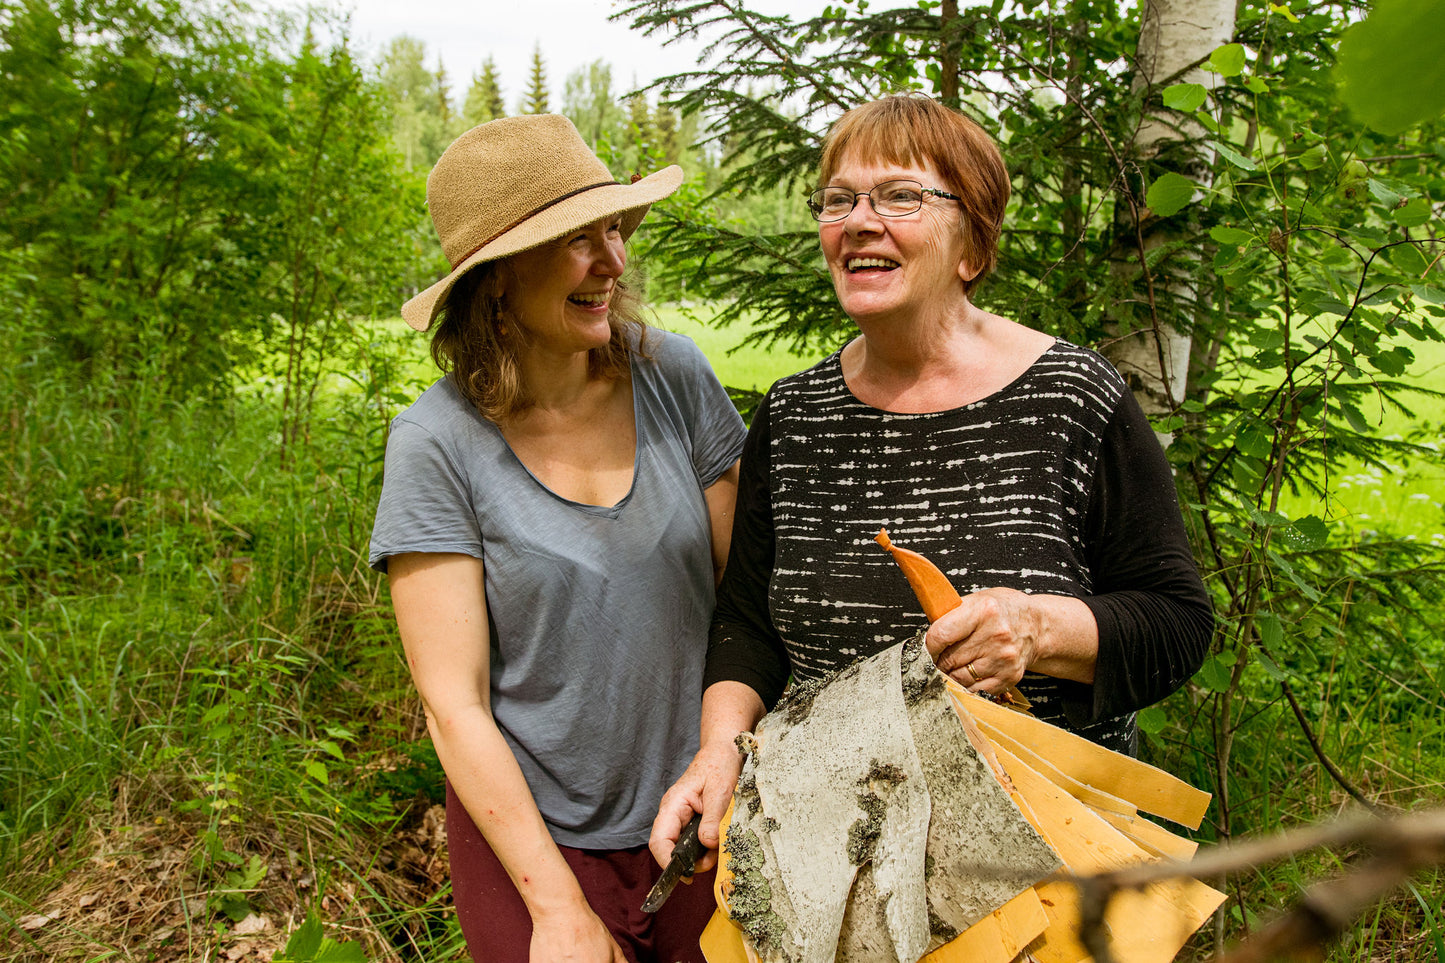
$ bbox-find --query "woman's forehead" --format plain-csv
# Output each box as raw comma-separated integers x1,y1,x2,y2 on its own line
827,149,940,186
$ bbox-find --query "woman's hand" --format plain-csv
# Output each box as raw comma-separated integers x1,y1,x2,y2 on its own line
529,901,627,962
650,738,745,875
925,588,1100,690
649,681,763,873
926,587,1038,692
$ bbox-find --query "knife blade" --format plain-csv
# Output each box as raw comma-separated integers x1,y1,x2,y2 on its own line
641,812,705,913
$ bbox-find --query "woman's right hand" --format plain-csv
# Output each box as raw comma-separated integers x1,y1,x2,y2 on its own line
529,902,628,962
650,737,745,874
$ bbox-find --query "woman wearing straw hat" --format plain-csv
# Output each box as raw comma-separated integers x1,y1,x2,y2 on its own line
369,115,746,963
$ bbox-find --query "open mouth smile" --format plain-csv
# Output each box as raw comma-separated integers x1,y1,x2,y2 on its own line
846,257,900,273
567,292,610,306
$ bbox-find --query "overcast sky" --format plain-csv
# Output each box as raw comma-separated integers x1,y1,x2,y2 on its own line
270,0,826,109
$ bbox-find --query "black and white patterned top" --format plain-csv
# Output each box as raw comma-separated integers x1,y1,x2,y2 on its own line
704,340,1212,754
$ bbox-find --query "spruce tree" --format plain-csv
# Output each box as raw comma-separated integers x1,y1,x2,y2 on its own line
522,43,549,114
463,57,506,126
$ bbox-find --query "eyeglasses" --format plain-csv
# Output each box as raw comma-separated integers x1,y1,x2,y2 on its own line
807,179,962,222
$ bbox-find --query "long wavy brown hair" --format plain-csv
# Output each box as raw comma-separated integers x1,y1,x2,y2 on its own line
428,259,651,424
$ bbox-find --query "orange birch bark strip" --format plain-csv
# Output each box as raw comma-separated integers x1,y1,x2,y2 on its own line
875,528,1032,711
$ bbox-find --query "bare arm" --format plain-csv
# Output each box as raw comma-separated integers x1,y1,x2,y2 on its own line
649,680,765,872
703,460,741,585
388,553,624,963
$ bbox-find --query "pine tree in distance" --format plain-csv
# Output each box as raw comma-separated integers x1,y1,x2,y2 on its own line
522,43,549,114
463,57,506,126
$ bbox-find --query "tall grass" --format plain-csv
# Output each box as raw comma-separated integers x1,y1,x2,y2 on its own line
0,326,450,958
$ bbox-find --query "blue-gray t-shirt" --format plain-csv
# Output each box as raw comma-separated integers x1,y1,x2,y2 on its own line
369,330,746,848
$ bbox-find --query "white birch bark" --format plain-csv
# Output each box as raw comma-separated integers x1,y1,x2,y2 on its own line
1106,0,1235,440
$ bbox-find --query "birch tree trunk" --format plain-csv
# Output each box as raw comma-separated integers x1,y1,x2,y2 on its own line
1105,0,1235,440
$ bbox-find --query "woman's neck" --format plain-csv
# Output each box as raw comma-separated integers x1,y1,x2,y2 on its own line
516,344,596,413
841,304,1053,413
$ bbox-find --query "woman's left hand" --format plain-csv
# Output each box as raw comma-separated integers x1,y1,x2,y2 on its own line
924,587,1042,692
925,587,1101,690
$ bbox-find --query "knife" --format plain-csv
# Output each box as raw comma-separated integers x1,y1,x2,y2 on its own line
641,812,705,913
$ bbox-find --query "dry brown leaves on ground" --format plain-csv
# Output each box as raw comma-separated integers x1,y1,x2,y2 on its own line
0,790,453,963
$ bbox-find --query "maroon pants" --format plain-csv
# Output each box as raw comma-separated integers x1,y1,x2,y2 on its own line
446,782,718,963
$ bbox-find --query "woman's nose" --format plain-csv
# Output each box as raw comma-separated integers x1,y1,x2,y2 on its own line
843,193,883,234
594,237,626,276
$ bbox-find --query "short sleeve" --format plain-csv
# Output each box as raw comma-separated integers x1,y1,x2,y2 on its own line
368,417,484,572
655,332,747,487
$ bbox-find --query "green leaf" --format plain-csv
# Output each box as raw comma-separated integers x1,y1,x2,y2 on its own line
1210,225,1255,246
1206,43,1248,78
1282,514,1329,551
1394,197,1432,227
1146,172,1196,217
1163,83,1207,111
315,941,368,963
1244,75,1270,94
305,760,329,784
1338,401,1372,433
1270,3,1300,23
1375,345,1414,375
281,911,323,960
1412,284,1445,305
320,740,346,761
1248,507,1289,528
217,893,253,923
1297,144,1329,170
1255,611,1284,649
1336,0,1445,134
1255,649,1288,682
1136,705,1168,734
1368,178,1404,207
1197,655,1233,693
1238,423,1275,459
1210,140,1257,170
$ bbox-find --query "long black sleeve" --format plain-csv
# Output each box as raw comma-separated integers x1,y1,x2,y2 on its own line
1071,390,1213,725
703,392,792,707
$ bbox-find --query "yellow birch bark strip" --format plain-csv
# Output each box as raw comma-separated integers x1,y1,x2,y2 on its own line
922,888,1051,963
948,681,1210,829
701,910,756,963
974,717,1139,820
991,744,1225,963
1096,809,1200,861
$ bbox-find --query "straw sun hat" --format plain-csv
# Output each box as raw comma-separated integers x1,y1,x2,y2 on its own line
401,114,684,331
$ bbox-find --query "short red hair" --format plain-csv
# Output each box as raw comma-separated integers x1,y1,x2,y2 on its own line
818,95,1009,295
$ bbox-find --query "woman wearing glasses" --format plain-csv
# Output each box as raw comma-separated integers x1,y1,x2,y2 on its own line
650,94,1211,875
370,116,745,963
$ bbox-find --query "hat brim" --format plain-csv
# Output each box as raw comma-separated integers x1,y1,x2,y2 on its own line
401,164,685,331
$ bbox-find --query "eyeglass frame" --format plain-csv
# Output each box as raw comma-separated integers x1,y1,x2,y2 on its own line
806,178,963,222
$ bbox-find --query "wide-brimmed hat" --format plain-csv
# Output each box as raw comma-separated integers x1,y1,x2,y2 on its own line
401,114,683,331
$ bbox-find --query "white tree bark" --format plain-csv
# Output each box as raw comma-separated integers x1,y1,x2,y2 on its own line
1106,0,1235,439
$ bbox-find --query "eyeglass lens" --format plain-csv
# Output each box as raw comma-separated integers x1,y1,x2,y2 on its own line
808,179,927,221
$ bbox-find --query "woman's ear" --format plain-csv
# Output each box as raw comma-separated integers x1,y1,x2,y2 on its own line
957,257,980,285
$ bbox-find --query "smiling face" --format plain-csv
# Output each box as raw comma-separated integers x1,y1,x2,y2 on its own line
503,214,627,356
819,152,973,332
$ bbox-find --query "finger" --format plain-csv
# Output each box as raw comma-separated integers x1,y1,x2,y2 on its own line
924,598,983,658
649,795,698,867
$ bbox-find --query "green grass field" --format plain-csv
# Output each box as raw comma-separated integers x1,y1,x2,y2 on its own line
650,305,829,392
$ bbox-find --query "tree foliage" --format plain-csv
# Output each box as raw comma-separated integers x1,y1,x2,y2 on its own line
522,42,550,114
463,56,507,126
0,0,426,416
380,34,454,168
